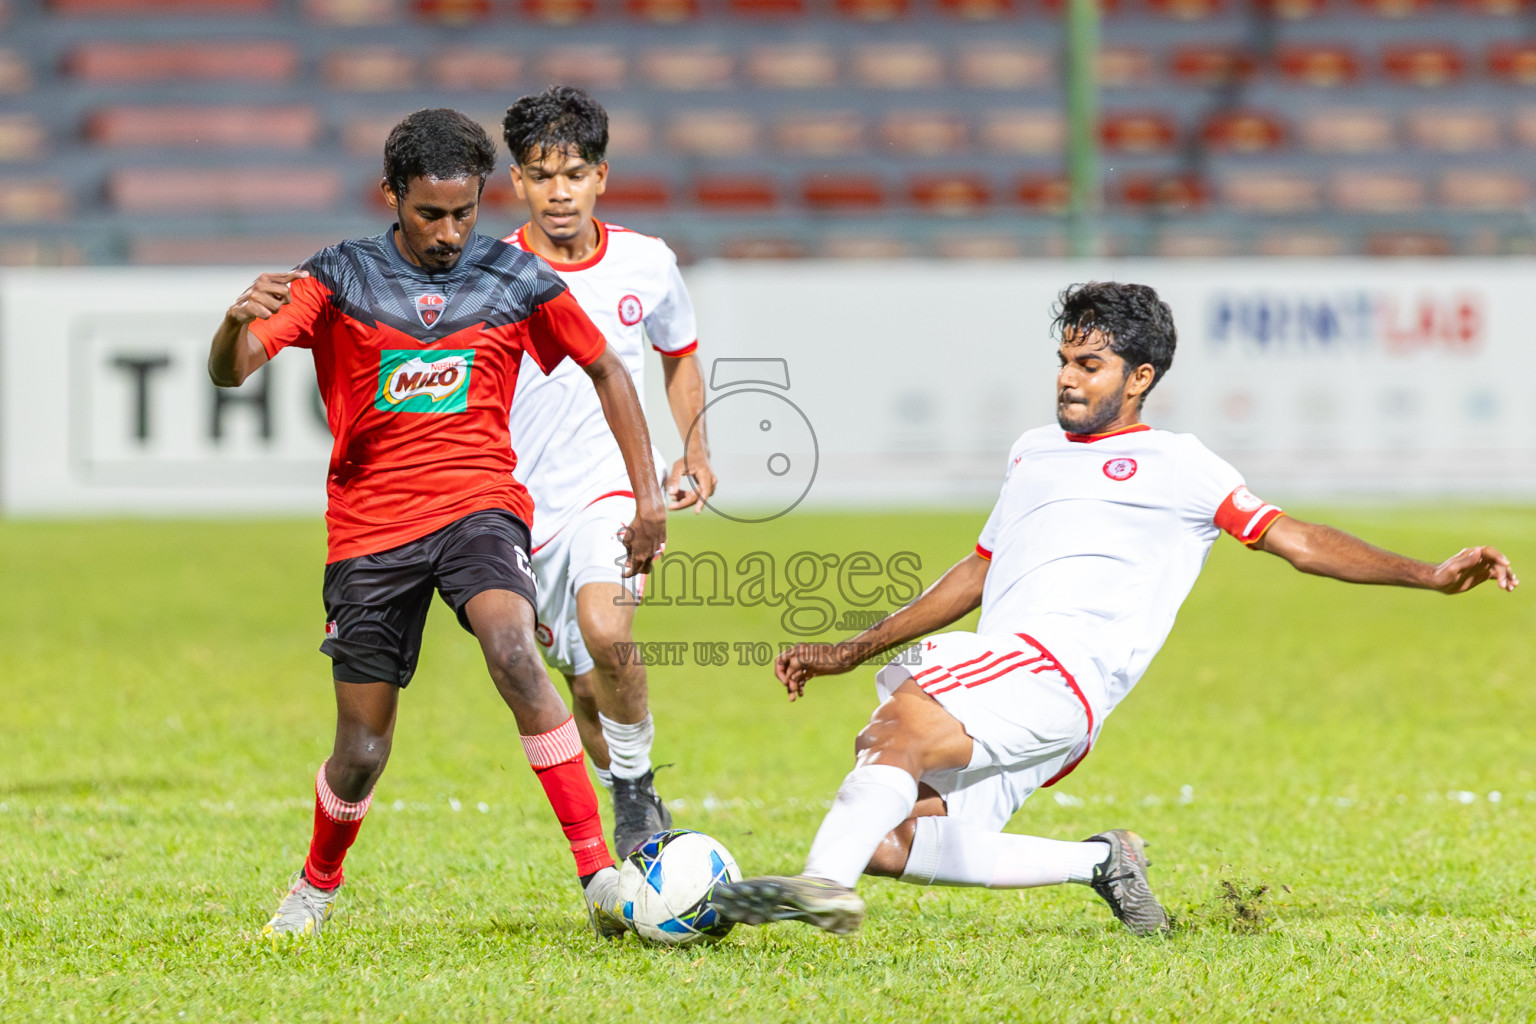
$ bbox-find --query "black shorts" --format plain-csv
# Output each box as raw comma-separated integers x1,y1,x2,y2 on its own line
319,509,538,687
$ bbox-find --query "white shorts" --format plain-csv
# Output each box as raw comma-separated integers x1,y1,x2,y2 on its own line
530,493,642,677
875,630,1097,833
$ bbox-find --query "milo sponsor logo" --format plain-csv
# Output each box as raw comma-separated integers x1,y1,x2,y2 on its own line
375,349,475,413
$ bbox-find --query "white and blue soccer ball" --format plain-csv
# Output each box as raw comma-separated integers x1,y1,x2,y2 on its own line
617,829,741,946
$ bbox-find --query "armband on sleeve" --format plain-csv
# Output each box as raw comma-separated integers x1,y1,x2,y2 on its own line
1214,486,1286,547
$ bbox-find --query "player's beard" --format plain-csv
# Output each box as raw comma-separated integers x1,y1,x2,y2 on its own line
1056,391,1121,435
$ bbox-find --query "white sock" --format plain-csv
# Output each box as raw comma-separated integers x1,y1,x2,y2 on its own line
598,712,653,781
592,765,613,790
803,764,918,888
899,816,1110,889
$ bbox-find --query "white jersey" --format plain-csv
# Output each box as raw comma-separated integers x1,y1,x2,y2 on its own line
975,423,1284,723
505,221,698,548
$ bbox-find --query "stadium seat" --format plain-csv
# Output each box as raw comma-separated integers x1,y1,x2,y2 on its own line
86,105,321,149
1365,231,1452,256
852,44,945,89
821,235,914,258
1439,169,1530,210
981,110,1064,154
1114,174,1209,210
1511,106,1536,146
606,111,652,155
597,175,670,208
667,110,758,155
129,234,340,265
881,112,967,155
0,178,66,222
48,0,275,13
693,175,778,210
933,234,1026,258
428,49,522,90
1099,111,1179,154
519,0,595,22
718,237,808,258
955,45,1053,89
1201,111,1287,153
0,114,43,161
1252,0,1328,17
774,113,866,154
0,50,28,94
1146,0,1223,19
640,47,734,90
413,0,489,22
936,0,1016,19
1038,0,1120,12
626,0,699,21
341,115,405,158
1257,230,1347,256
728,0,807,15
0,238,85,266
1221,171,1320,212
1382,45,1465,87
1015,174,1070,213
303,0,399,23
108,168,342,213
1276,44,1362,87
836,0,910,20
745,45,839,88
909,174,991,214
1461,0,1531,12
1407,108,1500,151
1170,46,1257,86
1354,0,1431,15
65,42,298,83
1301,108,1395,152
802,176,887,210
323,49,418,91
1488,43,1536,85
540,46,626,89
1098,48,1153,88
1155,232,1234,258
1330,171,1424,212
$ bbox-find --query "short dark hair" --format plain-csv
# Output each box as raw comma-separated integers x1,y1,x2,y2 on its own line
502,86,609,166
383,108,497,201
1052,282,1177,397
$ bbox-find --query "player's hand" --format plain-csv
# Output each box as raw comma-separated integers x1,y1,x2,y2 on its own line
618,511,667,578
226,270,308,325
666,454,717,513
1431,545,1518,594
776,642,860,702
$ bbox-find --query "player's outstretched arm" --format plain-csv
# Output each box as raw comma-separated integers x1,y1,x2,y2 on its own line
208,270,307,386
661,353,716,513
1254,515,1518,594
777,552,989,701
583,346,667,577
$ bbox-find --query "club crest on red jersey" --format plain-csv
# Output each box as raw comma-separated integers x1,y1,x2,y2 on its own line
1103,457,1138,481
415,293,446,328
618,294,644,326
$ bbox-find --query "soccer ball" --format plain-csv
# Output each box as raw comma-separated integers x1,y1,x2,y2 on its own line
617,829,741,946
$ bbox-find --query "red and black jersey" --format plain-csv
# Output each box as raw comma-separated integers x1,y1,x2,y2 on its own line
249,229,607,563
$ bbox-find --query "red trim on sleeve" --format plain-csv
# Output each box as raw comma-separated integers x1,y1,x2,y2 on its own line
1063,423,1152,444
1214,486,1286,547
656,339,698,357
974,543,992,561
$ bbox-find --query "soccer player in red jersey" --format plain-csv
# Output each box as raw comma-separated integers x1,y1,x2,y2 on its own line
208,109,663,938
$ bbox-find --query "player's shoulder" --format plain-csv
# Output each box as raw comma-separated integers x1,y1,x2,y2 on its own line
601,221,679,264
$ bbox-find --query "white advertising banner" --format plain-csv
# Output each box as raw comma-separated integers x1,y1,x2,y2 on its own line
2,260,1533,516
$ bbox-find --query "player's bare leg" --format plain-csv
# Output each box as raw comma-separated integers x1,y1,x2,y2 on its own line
465,589,627,935
575,581,671,855
264,681,397,938
564,671,610,777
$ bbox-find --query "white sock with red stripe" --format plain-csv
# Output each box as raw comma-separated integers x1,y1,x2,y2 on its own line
597,712,653,781
802,764,918,889
899,816,1109,888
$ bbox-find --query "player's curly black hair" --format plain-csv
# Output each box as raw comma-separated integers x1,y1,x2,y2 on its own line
383,108,497,200
501,86,609,166
1052,282,1177,399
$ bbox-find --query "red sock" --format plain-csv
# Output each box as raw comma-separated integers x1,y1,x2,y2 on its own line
522,718,614,876
304,760,374,890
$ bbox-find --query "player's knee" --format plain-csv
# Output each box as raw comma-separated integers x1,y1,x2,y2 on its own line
864,820,917,879
482,625,541,683
330,735,391,794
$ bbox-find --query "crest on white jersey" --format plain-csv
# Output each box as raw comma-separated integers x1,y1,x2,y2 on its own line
1102,457,1138,481
617,294,644,326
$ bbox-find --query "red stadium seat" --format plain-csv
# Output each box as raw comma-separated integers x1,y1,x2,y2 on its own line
1330,171,1424,212
667,110,758,155
936,0,1016,18
1382,45,1465,87
606,111,652,155
881,112,967,155
0,114,44,160
413,0,489,22
1221,172,1320,212
1257,231,1346,257
719,237,808,259
627,0,699,21
728,0,806,15
774,113,866,154
802,176,886,210
0,50,29,94
1252,0,1327,17
1366,232,1452,256
1512,105,1536,147
1015,174,1070,213
956,45,1053,89
341,115,405,158
909,174,991,214
836,0,909,19
1439,170,1530,210
746,45,838,88
1354,0,1431,15
520,0,594,22
1407,108,1500,151
0,178,66,222
86,105,320,149
1201,111,1287,153
540,46,626,89
694,175,778,210
599,176,671,208
109,168,342,213
1460,0,1531,12
129,234,340,265
1099,111,1179,153
981,110,1064,154
640,47,734,90
1276,44,1361,87
1488,43,1536,84
1301,107,1395,151
303,0,399,23
1038,0,1120,12
323,49,418,91
821,235,914,258
66,42,297,82
852,44,945,89
429,49,522,90
1170,46,1257,86
1097,48,1153,88
1146,0,1223,19
1114,174,1208,210
49,0,274,13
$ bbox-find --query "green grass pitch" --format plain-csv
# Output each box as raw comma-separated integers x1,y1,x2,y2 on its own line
2,507,1533,1023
